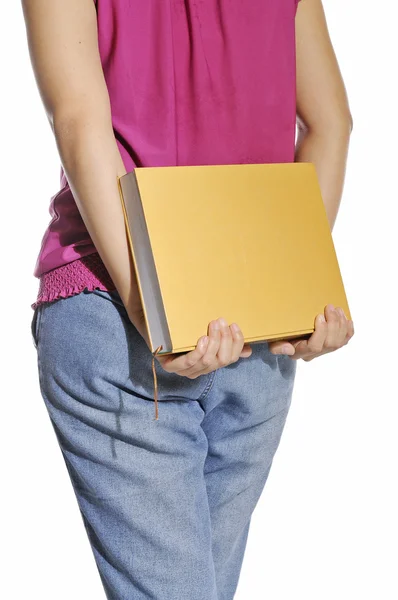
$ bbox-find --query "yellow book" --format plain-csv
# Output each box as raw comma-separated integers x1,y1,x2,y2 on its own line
117,162,352,356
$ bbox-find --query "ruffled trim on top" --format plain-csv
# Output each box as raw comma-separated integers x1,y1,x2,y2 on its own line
31,252,116,310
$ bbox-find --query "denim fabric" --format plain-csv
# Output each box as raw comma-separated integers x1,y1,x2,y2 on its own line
31,288,297,600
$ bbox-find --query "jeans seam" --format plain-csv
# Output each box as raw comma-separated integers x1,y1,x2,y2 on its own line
196,368,217,402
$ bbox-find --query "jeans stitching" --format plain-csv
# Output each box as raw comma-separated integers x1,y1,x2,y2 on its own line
197,369,217,402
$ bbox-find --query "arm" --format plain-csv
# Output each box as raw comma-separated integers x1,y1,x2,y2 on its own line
295,0,353,231
268,0,354,359
21,0,146,337
22,0,252,372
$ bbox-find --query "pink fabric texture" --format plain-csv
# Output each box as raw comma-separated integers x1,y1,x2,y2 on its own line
31,252,116,310
32,0,301,310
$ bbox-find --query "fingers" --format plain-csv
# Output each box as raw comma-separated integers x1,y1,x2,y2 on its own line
304,312,328,354
323,304,350,350
161,317,248,378
156,334,210,373
202,320,250,368
346,317,355,342
183,318,242,377
270,303,352,360
202,319,223,368
159,303,354,375
297,304,354,361
216,317,234,364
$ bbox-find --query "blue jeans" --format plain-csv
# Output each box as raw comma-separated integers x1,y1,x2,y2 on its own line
31,288,297,600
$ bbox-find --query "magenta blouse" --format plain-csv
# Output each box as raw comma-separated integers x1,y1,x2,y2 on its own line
32,0,301,311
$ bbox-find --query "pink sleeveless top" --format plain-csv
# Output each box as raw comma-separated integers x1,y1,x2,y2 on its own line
31,0,302,311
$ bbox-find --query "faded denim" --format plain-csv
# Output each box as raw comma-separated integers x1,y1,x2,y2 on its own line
31,288,297,600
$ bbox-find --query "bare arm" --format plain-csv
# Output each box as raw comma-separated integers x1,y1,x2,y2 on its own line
268,0,354,358
21,0,252,372
295,0,353,231
21,0,145,335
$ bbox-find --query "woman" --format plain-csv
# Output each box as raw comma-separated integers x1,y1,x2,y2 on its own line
24,0,354,598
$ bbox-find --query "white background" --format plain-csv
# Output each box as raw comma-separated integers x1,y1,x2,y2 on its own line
1,1,397,598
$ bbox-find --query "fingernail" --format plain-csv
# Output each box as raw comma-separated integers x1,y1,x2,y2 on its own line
213,320,220,330
282,345,292,354
319,315,326,323
231,323,240,333
218,317,227,327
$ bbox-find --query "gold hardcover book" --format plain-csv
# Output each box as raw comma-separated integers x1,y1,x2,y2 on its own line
117,162,351,356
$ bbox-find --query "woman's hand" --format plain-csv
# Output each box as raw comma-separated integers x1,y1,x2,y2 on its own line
156,318,252,379
268,304,354,362
132,311,253,378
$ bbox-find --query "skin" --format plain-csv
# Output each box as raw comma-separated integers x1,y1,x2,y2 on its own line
22,0,354,379
269,0,355,362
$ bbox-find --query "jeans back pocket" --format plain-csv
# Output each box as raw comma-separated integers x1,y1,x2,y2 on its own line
30,305,42,350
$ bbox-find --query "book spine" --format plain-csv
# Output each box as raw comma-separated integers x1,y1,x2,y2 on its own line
117,171,172,354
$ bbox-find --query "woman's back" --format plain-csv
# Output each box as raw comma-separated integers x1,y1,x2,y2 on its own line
32,0,300,307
